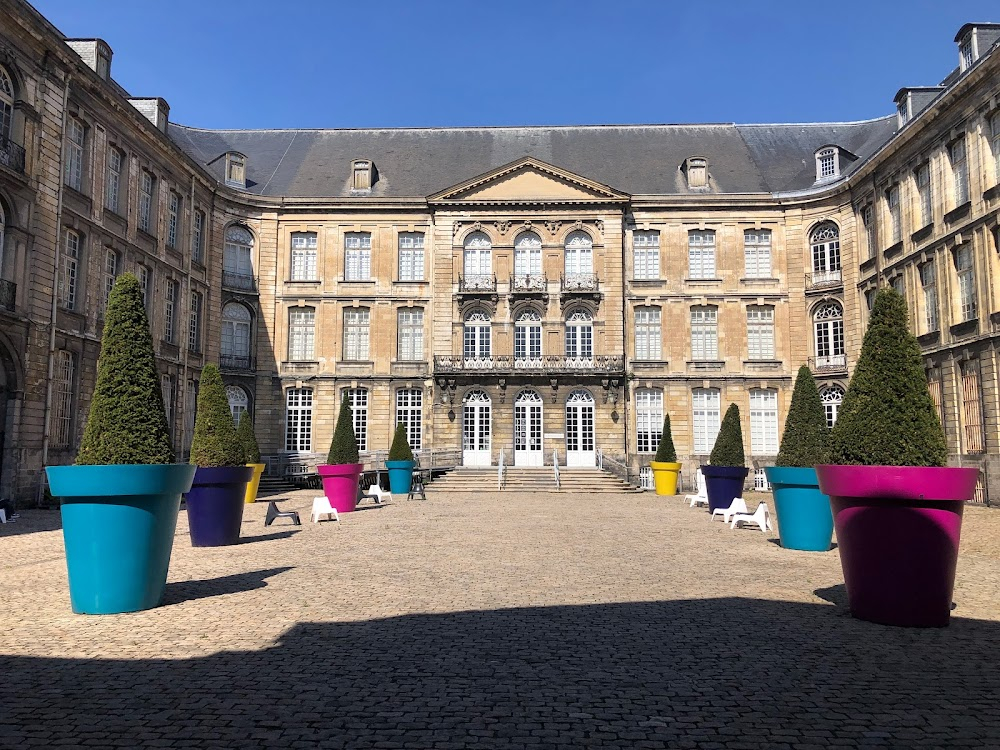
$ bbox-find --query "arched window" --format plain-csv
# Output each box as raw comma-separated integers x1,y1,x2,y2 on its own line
810,223,841,283
224,225,254,284
813,302,845,368
0,67,13,142
0,201,6,281
514,232,542,280
463,231,492,279
222,302,252,364
565,311,593,364
226,384,249,427
820,385,844,429
463,310,491,365
514,311,542,366
564,230,593,276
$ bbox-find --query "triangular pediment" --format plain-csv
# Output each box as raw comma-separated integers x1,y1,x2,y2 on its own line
428,157,629,205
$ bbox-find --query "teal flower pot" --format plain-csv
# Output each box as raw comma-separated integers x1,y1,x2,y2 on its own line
386,460,416,494
764,466,833,552
45,464,197,615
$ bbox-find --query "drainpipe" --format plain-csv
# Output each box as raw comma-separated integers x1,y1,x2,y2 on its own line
39,73,72,502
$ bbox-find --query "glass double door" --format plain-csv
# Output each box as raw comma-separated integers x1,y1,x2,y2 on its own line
514,392,543,466
565,391,595,466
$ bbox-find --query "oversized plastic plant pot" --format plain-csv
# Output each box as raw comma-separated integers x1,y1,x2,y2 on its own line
649,461,682,496
763,467,833,552
244,463,266,504
385,460,416,495
319,463,365,513
815,464,978,627
46,464,197,615
701,465,750,512
186,466,255,546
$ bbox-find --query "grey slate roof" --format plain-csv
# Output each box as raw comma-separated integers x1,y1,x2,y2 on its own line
167,117,898,199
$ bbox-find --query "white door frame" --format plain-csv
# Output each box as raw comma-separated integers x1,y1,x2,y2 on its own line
462,390,492,466
565,390,596,467
514,390,544,467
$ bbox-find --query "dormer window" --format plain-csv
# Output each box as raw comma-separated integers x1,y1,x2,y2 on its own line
896,98,909,127
959,35,974,71
816,147,839,181
684,157,708,189
353,159,373,191
225,152,246,188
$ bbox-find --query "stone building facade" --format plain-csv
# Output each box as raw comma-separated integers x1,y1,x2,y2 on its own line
0,0,998,503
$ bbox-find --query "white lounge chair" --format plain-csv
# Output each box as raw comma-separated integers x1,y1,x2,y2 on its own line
730,502,772,533
310,496,341,524
365,483,392,504
685,469,708,507
712,497,748,523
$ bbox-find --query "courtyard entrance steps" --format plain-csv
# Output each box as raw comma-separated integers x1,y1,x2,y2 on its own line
428,467,643,494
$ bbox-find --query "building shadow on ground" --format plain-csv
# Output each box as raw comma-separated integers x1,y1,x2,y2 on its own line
2,596,999,747
0,508,62,537
161,567,292,606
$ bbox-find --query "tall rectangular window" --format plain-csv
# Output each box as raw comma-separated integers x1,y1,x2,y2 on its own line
746,305,775,360
137,265,151,311
188,290,202,353
949,138,969,207
52,350,74,448
688,230,716,279
284,388,313,452
288,307,316,360
633,230,660,280
291,232,318,280
192,210,205,263
743,230,771,278
635,389,663,454
65,118,85,191
991,112,1000,183
167,192,180,248
861,205,875,259
634,307,661,360
398,232,425,281
139,170,154,233
344,308,370,360
955,245,977,321
103,248,119,309
692,388,721,454
59,229,80,309
164,280,177,342
690,306,718,360
916,163,932,227
184,379,197,448
105,146,122,213
750,389,778,454
345,388,368,451
920,262,939,333
345,232,371,281
886,184,901,244
397,308,424,361
396,389,423,451
161,374,174,437
961,361,984,454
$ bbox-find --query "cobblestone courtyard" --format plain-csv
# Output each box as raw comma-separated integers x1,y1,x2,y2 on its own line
2,489,1000,749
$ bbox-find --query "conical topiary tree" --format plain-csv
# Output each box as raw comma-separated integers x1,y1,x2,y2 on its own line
327,395,360,465
775,365,830,467
75,273,174,465
235,416,261,465
653,415,677,463
388,422,414,462
829,287,946,466
709,403,745,467
189,364,245,467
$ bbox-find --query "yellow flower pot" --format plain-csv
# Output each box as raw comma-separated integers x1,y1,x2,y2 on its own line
650,461,682,496
244,463,266,503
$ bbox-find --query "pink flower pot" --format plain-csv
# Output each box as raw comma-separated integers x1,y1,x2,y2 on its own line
318,463,364,513
815,464,978,627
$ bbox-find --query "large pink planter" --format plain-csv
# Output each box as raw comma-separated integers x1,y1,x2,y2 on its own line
815,464,978,627
318,463,364,513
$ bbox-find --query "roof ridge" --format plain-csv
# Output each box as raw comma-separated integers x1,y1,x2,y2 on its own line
736,114,896,128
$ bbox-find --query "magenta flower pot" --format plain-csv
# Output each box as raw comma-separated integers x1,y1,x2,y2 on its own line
318,463,364,513
816,464,978,627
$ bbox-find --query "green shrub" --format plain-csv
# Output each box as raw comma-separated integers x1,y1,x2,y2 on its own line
189,364,245,467
653,415,677,463
709,403,745,467
388,423,415,462
236,416,261,464
829,287,946,466
75,274,174,465
775,365,830,467
327,395,360,465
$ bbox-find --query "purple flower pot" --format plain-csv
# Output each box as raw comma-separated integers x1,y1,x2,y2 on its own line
318,463,364,513
701,465,750,513
186,466,254,547
816,464,978,627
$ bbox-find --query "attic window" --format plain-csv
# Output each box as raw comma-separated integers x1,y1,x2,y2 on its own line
353,160,373,191
225,152,246,188
896,97,909,127
816,147,839,181
684,157,708,189
959,35,974,71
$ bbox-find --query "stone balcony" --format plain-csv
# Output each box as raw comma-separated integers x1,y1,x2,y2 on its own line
433,354,624,376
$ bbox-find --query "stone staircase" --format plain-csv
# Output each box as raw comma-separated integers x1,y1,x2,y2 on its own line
428,466,643,494
256,475,304,496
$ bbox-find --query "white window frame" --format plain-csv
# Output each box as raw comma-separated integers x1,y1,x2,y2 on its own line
222,302,252,360
920,262,939,333
397,308,424,361
224,225,255,279
395,389,423,451
749,388,778,454
138,170,154,233
861,204,875,259
65,118,84,191
564,231,593,277
398,232,425,281
821,386,844,429
161,374,174,436
633,230,660,280
226,384,248,427
514,232,542,279
192,210,205,263
52,350,74,448
816,147,838,181
991,112,1000,184
188,291,203,353
635,388,663,454
59,229,80,309
284,388,313,452
634,306,661,361
814,302,845,366
137,264,150,311
344,308,370,360
810,224,841,283
344,232,372,281
105,146,122,213
291,232,318,281
463,231,492,278
164,280,177,342
167,191,180,248
288,307,315,361
916,163,932,227
565,311,593,363
955,245,977,321
746,305,775,360
949,138,969,207
743,230,771,278
345,388,368,451
886,184,901,244
103,247,119,309
690,306,718,361
688,230,716,279
0,67,13,143
463,311,491,363
514,310,542,365
692,388,721,454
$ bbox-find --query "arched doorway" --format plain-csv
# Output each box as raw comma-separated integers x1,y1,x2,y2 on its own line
514,389,543,466
0,339,21,499
462,390,491,466
565,390,595,467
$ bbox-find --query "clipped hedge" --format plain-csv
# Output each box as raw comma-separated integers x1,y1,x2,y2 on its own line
328,395,360,465
236,416,262,464
388,423,415,462
190,364,245,467
709,403,745,468
653,415,677,463
775,365,830,467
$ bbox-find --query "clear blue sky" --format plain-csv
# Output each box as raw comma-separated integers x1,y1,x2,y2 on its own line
30,0,1000,130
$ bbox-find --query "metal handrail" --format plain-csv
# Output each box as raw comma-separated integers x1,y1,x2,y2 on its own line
498,449,505,490
434,354,625,374
553,450,560,489
596,448,603,470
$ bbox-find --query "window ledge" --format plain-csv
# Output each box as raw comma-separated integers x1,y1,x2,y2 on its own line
392,279,429,285
629,278,663,284
137,228,158,243
949,318,979,337
102,207,127,226
632,360,669,368
916,331,940,346
686,360,724,371
340,279,376,284
983,183,1000,202
944,201,972,224
911,223,934,244
739,277,780,285
685,278,723,284
883,240,904,258
859,256,877,272
286,278,321,284
743,360,782,369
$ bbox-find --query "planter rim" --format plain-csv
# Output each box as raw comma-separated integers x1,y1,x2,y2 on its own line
318,462,364,476
46,463,196,497
816,464,978,502
385,460,416,467
649,461,682,470
765,466,819,483
701,464,749,477
191,465,255,483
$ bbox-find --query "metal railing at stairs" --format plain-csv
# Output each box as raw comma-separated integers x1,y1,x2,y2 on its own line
553,450,560,489
498,449,506,490
596,448,603,470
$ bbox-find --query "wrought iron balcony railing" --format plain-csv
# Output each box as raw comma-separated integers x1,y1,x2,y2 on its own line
222,271,258,292
434,354,624,375
0,278,15,311
511,274,547,292
220,354,255,372
0,138,25,174
561,273,599,292
809,354,847,371
458,274,497,293
808,269,842,288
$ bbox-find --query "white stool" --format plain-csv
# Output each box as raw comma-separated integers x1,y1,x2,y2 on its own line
310,496,340,524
